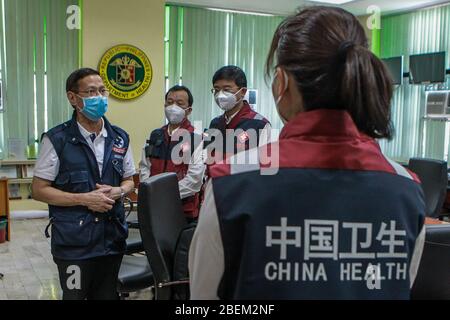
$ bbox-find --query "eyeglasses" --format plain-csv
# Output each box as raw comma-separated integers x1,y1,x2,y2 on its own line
77,88,110,97
210,88,240,95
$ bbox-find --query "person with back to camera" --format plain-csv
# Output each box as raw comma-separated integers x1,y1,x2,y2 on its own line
189,6,426,300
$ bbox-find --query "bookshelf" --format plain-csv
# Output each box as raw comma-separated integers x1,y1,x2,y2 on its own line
0,178,10,241
0,159,36,200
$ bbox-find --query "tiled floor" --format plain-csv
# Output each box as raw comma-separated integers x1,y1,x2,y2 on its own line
0,218,151,300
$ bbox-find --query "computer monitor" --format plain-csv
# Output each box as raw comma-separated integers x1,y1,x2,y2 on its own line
409,52,446,84
244,89,258,106
382,56,403,85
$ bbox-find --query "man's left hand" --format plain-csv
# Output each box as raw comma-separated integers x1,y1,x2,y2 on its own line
96,183,122,201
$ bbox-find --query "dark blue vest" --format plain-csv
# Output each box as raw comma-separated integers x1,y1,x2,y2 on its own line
45,113,130,260
208,109,426,299
212,169,425,299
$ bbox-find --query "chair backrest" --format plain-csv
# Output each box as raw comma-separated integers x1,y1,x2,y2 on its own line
408,157,448,218
137,172,187,299
411,224,450,299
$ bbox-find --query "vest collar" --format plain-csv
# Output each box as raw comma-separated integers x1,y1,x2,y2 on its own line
67,111,117,144
279,109,371,141
67,112,120,179
77,118,108,142
222,101,254,129
162,118,195,141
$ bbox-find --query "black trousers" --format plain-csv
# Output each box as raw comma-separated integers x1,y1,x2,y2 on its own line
54,254,123,300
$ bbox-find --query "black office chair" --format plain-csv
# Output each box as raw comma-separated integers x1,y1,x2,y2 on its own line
117,199,152,297
408,158,448,218
117,254,153,297
126,228,144,254
137,172,192,300
411,224,450,299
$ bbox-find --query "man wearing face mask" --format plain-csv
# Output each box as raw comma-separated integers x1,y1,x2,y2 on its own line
32,68,135,300
139,85,205,222
206,65,271,163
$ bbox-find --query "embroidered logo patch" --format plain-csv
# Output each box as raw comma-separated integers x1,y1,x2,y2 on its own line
238,131,249,143
112,136,126,154
181,142,190,153
114,136,125,148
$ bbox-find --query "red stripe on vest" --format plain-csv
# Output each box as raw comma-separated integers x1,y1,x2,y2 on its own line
149,119,200,218
209,110,420,184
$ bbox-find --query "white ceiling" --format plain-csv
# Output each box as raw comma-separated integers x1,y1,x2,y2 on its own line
168,0,450,16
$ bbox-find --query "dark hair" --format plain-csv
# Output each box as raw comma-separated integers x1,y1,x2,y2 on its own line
266,6,394,139
212,65,247,88
66,68,100,92
165,85,194,106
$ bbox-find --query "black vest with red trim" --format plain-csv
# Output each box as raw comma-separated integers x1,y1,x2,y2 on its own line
209,109,426,299
206,102,269,161
145,119,202,218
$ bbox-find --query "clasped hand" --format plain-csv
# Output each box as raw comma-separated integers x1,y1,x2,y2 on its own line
83,184,122,213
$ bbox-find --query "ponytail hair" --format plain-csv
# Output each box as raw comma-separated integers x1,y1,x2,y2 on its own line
339,43,393,139
266,6,394,139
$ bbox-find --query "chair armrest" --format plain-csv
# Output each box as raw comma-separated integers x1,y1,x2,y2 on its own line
124,197,134,219
154,278,190,289
127,220,140,229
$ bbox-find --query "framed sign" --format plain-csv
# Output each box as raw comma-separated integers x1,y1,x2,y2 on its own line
99,44,153,100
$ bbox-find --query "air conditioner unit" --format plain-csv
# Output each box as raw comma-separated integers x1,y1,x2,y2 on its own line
425,91,448,118
446,91,450,115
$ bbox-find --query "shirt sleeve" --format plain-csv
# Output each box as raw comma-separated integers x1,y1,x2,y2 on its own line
258,122,272,147
138,143,152,183
409,224,426,288
33,135,60,182
188,180,224,300
178,140,206,199
123,144,136,179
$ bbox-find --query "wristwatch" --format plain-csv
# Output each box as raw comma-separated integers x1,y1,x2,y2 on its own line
120,187,125,201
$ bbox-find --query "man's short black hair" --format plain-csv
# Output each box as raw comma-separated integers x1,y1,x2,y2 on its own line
165,85,194,107
212,65,247,88
66,68,100,92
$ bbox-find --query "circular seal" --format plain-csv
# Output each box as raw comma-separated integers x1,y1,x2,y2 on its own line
98,44,153,100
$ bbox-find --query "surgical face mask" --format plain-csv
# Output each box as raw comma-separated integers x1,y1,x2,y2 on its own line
165,104,186,125
272,70,289,125
214,88,244,111
78,95,108,121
